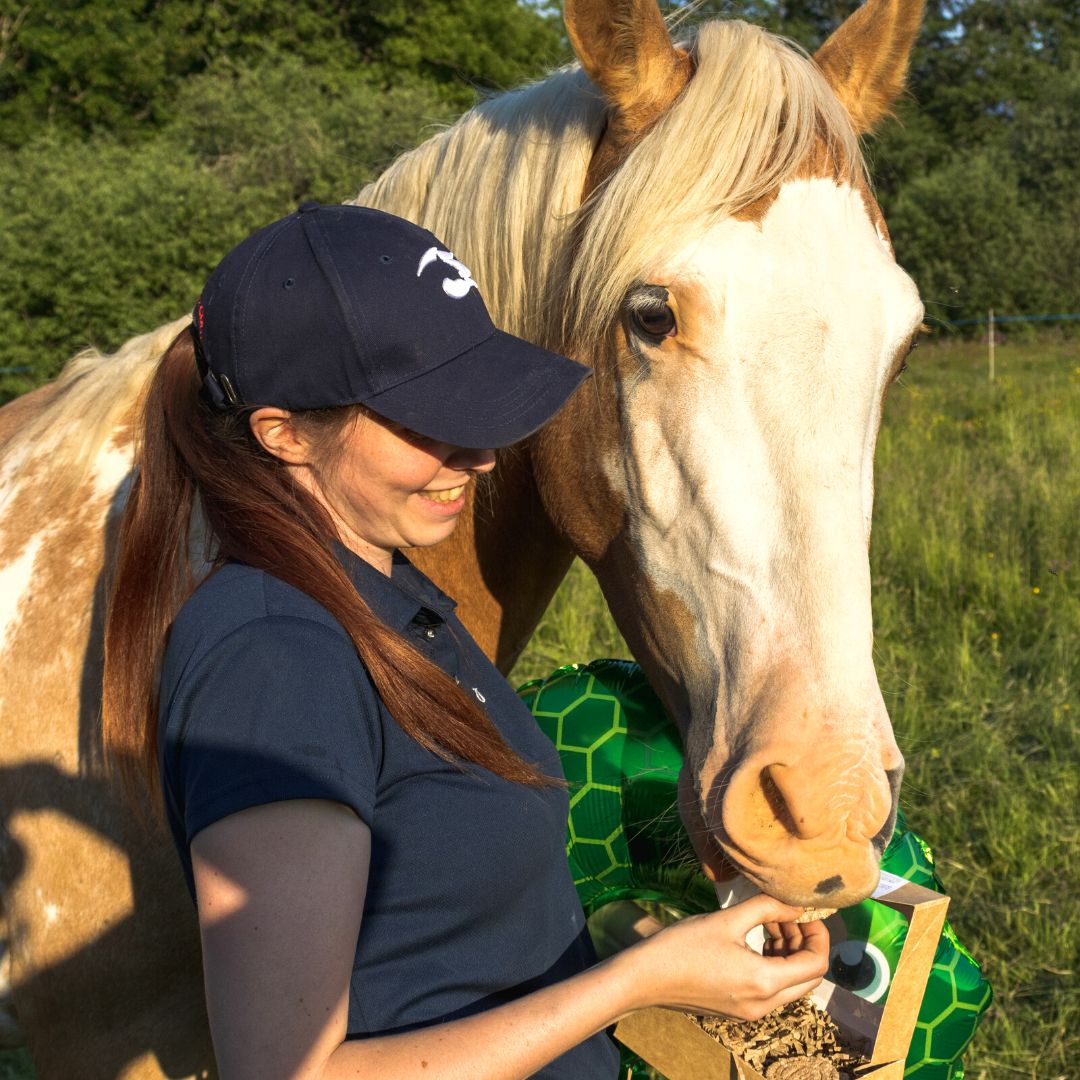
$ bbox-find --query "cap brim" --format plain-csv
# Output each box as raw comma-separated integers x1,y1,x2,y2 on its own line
362,330,592,449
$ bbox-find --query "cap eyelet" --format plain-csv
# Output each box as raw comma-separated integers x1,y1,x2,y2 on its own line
283,278,295,289
380,255,392,264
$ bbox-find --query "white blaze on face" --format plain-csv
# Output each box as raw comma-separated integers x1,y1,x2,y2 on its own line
608,177,923,760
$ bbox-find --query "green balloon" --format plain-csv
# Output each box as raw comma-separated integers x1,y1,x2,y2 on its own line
518,660,992,1080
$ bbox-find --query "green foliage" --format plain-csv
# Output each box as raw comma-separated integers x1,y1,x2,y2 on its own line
0,1048,33,1080
0,56,454,395
0,0,568,147
887,149,1045,324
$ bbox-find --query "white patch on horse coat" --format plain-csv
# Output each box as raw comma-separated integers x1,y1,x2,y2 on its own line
611,177,923,746
92,440,135,505
0,533,44,655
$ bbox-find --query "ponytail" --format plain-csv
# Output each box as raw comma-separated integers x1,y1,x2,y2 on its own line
102,329,555,808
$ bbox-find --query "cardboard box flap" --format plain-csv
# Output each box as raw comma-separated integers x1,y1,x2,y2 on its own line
616,1008,740,1079
867,882,949,1063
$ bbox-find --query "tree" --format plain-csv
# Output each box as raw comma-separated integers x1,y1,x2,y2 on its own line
0,0,569,147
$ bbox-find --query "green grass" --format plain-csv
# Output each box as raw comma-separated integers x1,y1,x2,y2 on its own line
3,337,1076,1078
865,337,1079,1079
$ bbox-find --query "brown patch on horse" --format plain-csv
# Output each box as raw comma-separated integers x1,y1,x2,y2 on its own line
1,381,213,1076
411,447,576,672
814,0,926,135
0,454,213,1077
734,134,890,242
565,0,693,198
0,383,59,450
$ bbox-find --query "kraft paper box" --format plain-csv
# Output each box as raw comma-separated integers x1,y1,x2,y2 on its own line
614,873,950,1080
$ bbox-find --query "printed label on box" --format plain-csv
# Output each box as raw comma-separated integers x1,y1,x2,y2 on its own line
872,870,909,899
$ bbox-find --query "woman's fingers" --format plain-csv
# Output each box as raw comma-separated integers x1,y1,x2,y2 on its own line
773,920,805,956
750,974,829,1019
726,893,806,936
762,933,829,985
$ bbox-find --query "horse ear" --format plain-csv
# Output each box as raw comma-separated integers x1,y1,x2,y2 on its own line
565,0,693,189
814,0,925,134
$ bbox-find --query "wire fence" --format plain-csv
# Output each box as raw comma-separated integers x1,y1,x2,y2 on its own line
944,312,1080,328
940,310,1080,382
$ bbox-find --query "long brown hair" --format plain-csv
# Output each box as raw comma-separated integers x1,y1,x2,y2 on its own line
102,329,555,806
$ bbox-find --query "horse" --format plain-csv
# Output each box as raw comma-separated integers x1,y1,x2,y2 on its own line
0,0,927,1075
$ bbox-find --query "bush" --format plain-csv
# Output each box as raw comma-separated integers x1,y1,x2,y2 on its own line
888,149,1078,329
0,55,452,394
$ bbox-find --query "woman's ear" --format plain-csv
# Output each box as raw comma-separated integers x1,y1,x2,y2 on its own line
248,407,310,464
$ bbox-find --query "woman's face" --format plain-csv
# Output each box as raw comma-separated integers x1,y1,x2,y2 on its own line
310,411,496,573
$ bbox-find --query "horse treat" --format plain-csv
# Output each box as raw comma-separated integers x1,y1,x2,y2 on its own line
796,907,836,924
695,995,868,1080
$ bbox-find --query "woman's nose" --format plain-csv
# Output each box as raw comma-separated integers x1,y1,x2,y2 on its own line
447,446,496,473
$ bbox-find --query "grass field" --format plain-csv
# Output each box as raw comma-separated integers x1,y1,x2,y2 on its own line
3,336,1077,1078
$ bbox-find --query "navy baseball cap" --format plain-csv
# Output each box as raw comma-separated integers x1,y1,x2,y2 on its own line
191,202,591,448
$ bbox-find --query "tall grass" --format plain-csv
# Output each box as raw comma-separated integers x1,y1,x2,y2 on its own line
2,339,1075,1078
867,338,1078,1080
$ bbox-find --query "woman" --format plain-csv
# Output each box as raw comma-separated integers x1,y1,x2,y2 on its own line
103,203,828,1079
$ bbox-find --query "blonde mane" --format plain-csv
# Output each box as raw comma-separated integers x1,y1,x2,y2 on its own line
355,19,864,354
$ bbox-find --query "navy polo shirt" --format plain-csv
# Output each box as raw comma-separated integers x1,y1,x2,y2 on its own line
159,544,619,1078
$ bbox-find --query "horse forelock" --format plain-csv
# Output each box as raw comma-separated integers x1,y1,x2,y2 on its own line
354,19,864,363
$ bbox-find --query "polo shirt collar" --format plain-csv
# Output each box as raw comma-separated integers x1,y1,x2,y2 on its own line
332,541,457,633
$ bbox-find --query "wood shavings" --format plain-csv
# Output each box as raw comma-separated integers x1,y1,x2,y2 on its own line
764,1057,839,1080
694,995,868,1080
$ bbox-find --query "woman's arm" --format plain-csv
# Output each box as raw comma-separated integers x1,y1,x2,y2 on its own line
193,799,829,1080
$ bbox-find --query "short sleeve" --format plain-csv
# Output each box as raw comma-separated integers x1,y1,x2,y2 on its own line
163,616,382,845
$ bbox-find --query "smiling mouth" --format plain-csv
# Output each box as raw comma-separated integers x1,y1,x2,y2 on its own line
420,483,467,503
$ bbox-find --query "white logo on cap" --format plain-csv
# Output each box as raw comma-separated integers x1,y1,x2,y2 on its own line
417,247,478,300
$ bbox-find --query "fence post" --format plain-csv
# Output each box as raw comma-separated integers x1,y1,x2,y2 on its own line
988,308,995,383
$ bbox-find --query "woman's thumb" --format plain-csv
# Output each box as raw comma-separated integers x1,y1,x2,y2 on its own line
728,892,805,932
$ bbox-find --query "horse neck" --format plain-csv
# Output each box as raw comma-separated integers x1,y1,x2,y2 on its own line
408,444,574,673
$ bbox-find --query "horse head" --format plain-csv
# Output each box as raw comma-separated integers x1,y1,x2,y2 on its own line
527,0,926,908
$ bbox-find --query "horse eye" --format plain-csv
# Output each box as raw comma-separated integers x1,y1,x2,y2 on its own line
630,304,677,340
893,332,921,382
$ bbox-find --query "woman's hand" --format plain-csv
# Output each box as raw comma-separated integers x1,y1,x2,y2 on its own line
615,893,830,1021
